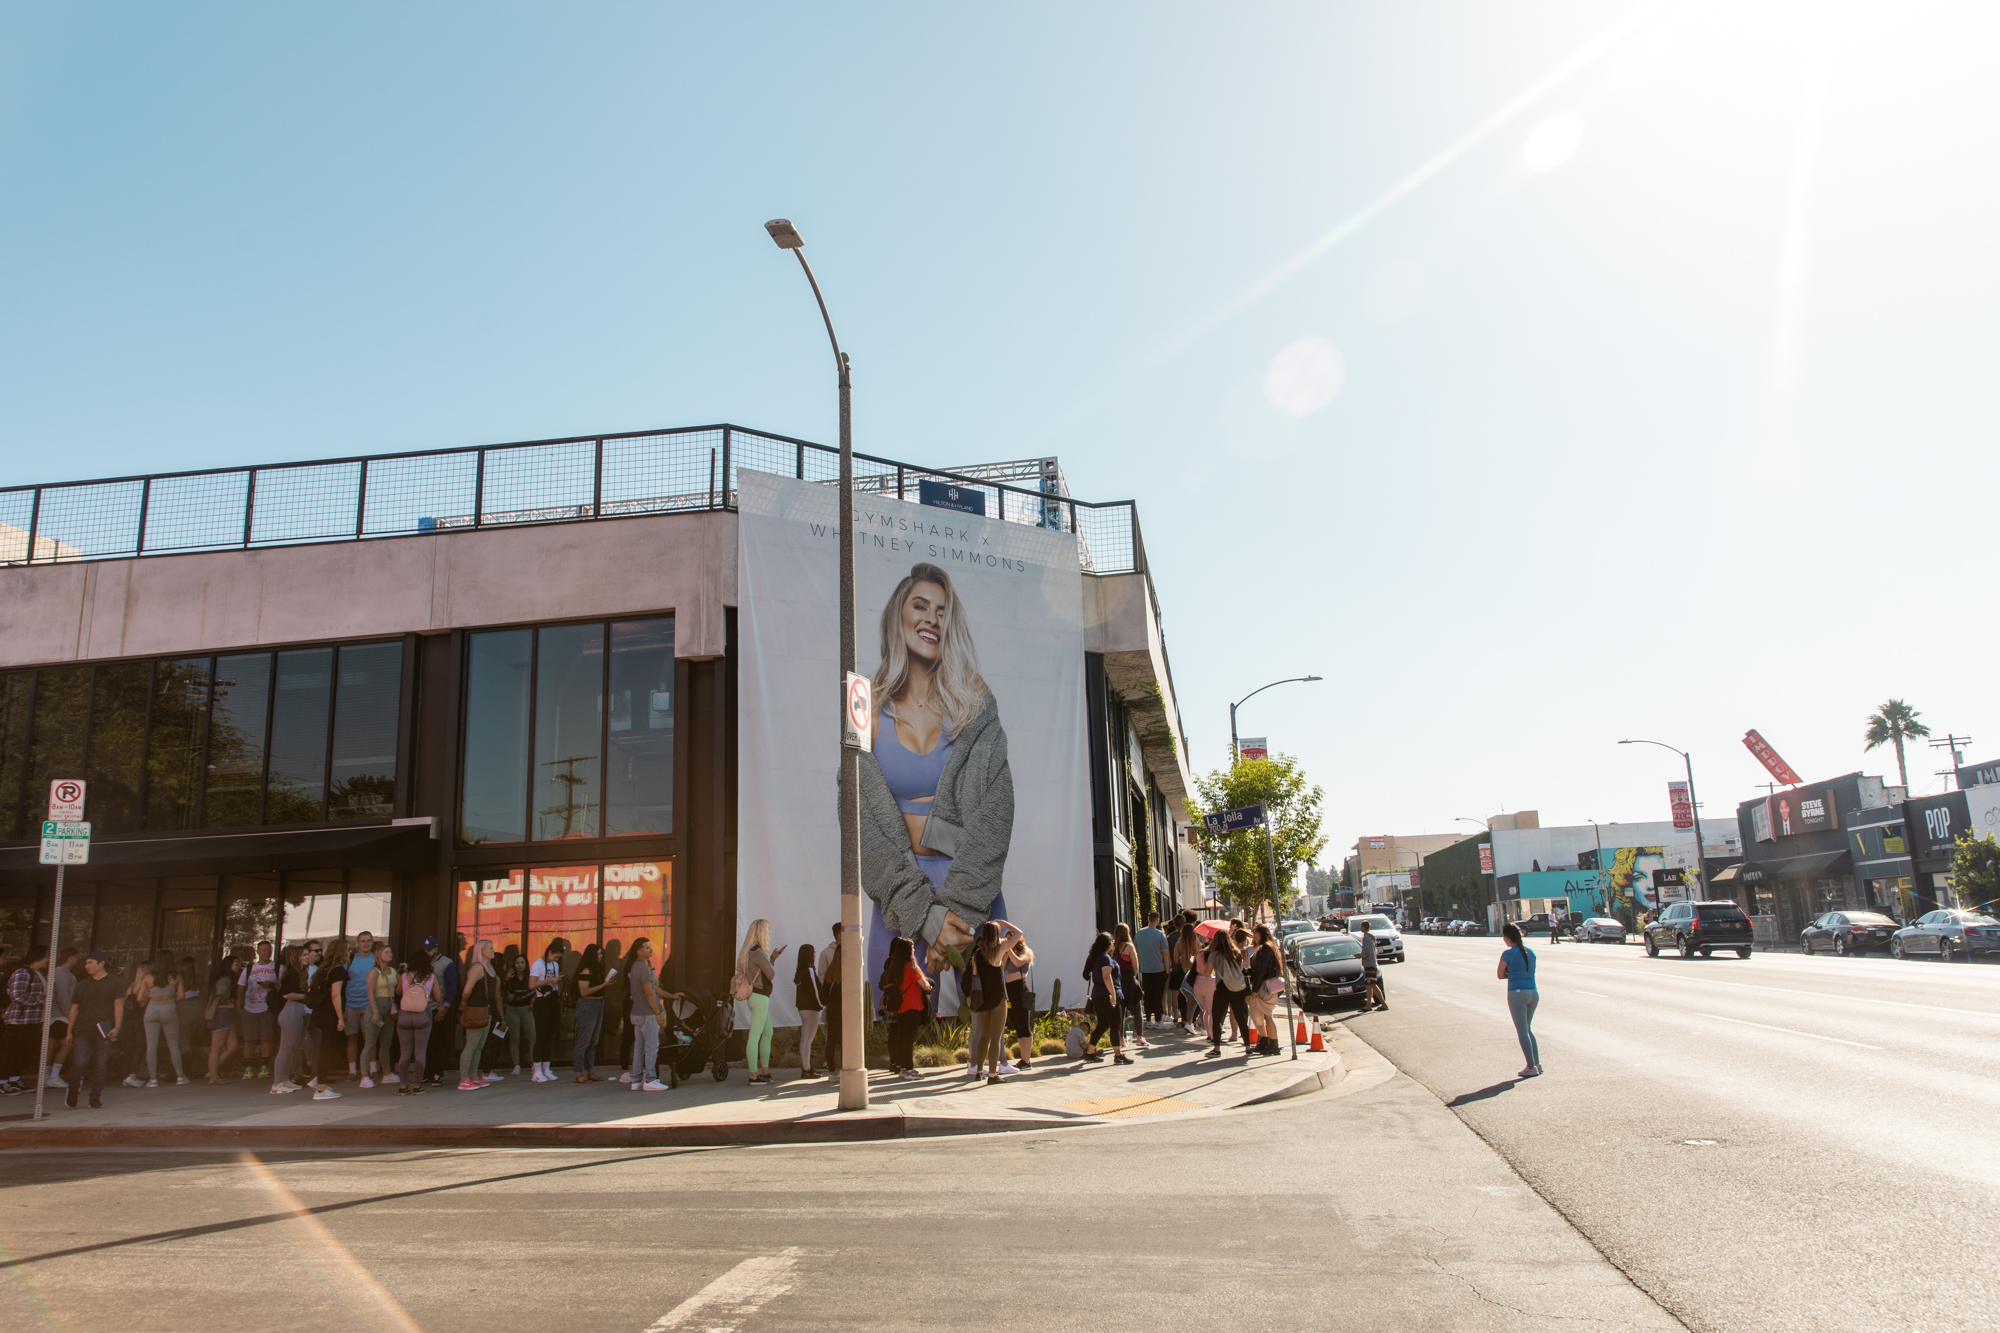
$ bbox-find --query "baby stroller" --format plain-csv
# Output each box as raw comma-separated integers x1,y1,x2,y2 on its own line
663,987,733,1088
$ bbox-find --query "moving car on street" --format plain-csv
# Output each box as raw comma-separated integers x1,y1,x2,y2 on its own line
1800,911,1899,956
1890,909,2000,962
1644,900,1754,959
1569,916,1627,943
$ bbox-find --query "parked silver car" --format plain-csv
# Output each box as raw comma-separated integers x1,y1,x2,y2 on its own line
1569,916,1627,943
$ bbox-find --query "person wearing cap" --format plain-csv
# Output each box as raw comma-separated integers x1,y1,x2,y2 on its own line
64,952,123,1109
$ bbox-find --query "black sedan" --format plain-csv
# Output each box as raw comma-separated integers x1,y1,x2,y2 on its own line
1288,936,1370,1010
1891,910,2000,962
1800,911,1900,956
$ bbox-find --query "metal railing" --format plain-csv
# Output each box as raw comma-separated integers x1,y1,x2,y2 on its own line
0,423,1147,577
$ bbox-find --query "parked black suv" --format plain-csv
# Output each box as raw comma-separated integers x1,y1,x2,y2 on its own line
1644,901,1753,959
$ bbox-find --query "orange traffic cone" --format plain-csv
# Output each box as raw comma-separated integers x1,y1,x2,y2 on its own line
1295,1019,1310,1044
1309,1029,1325,1052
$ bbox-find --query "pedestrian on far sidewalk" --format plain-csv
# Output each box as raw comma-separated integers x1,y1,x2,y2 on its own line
1357,920,1387,1013
343,930,378,1078
501,953,536,1080
139,951,187,1087
570,943,609,1083
1497,923,1541,1078
1246,925,1283,1055
458,938,499,1091
528,938,565,1083
970,920,1019,1085
879,935,930,1080
1002,925,1035,1071
1203,928,1252,1060
820,923,845,1077
1084,931,1132,1065
1112,924,1147,1049
45,948,77,1091
394,953,438,1096
1135,910,1169,1029
64,952,123,1110
794,943,823,1078
361,944,398,1088
1,947,49,1095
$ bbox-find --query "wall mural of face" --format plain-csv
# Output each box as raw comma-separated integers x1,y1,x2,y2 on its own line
900,580,947,669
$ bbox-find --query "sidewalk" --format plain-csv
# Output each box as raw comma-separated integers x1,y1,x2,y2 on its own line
0,1023,1340,1149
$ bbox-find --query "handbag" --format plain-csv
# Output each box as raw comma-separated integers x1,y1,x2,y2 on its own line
460,1004,490,1028
1262,975,1286,996
729,972,752,1001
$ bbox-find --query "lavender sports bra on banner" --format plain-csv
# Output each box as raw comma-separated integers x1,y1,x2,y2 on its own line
874,715,954,816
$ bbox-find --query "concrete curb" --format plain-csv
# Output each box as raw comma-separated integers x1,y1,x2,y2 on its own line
0,1050,1342,1150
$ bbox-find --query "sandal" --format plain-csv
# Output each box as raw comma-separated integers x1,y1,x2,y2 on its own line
575,1074,590,1084
584,1073,604,1083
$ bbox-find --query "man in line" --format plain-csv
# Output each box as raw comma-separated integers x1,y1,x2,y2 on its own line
344,930,378,1080
1,947,49,1095
820,922,844,1077
1357,920,1388,1013
64,952,123,1110
239,940,280,1081
1134,910,1170,1029
424,935,462,1086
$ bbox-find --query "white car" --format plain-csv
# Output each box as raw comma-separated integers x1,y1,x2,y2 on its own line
1342,913,1405,963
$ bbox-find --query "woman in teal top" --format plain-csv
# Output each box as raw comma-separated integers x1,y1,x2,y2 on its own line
1495,923,1541,1078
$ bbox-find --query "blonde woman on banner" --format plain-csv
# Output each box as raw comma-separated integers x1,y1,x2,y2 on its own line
853,561,1015,1005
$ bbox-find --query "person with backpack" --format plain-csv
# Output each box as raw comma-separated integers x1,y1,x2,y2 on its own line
394,952,439,1095
734,920,781,1087
1203,928,1252,1059
878,935,930,1080
1083,932,1132,1066
527,938,565,1082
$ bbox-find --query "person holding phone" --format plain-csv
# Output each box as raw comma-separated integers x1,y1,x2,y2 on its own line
570,943,610,1083
527,939,565,1082
625,937,665,1090
736,920,782,1087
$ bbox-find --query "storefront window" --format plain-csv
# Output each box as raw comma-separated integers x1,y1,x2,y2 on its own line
458,869,525,958
266,648,334,824
95,880,157,977
347,869,395,941
146,657,211,831
456,859,674,970
330,641,402,821
85,661,150,836
607,620,674,836
204,652,274,827
223,873,282,952
533,624,603,840
283,863,347,946
527,864,600,959
602,860,670,959
462,630,532,843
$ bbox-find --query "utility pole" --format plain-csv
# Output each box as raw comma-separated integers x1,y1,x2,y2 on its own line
1931,733,1974,789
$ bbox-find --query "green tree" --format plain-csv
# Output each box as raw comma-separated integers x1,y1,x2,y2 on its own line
1194,755,1327,920
1950,832,2000,915
1863,698,1931,790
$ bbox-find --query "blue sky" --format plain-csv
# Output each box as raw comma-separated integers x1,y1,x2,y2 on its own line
4,2,1997,862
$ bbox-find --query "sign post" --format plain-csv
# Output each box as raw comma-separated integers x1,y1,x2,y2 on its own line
34,780,88,1121
1200,803,1299,1062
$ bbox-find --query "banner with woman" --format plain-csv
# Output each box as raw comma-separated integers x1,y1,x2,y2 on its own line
736,469,1093,1027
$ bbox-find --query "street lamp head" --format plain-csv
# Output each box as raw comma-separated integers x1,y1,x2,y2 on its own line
1304,675,1324,682
764,218,805,250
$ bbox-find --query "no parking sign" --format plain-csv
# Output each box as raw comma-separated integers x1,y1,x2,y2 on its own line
841,672,872,750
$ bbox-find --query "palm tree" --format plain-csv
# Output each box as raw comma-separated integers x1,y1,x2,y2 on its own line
1863,699,1931,789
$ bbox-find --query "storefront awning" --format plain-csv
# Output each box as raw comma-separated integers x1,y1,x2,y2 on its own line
1739,849,1851,884
0,820,439,889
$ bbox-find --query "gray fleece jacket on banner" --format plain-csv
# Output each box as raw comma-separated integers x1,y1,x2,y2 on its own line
851,689,1015,947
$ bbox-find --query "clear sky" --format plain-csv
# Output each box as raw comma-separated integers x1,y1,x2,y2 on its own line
3,2,1996,864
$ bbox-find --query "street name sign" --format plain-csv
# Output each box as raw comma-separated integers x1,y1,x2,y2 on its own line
40,821,90,865
1203,804,1267,837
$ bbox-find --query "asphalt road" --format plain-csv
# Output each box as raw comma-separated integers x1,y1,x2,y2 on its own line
1343,932,2000,1333
0,1035,1682,1333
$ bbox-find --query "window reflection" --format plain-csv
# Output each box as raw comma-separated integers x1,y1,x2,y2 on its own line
527,864,599,959
266,648,333,824
204,653,273,827
462,630,531,843
534,624,602,840
85,662,150,836
330,642,402,821
607,620,674,836
147,657,212,831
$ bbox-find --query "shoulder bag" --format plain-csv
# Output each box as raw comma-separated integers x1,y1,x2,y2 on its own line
460,971,491,1028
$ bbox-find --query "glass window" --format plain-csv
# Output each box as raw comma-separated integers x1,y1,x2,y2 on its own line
330,641,402,822
0,896,33,966
602,860,669,961
204,652,273,827
533,624,603,841
265,647,332,824
0,671,32,840
95,881,157,978
462,630,532,843
347,869,395,942
607,620,674,836
146,657,211,832
39,884,96,959
222,873,282,954
457,869,525,958
527,864,599,959
27,666,89,820
84,661,151,836
282,868,347,947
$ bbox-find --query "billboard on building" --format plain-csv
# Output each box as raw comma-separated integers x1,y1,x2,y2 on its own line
736,470,1093,1025
1769,788,1839,839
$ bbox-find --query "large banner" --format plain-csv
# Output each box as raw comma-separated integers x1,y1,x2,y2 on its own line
737,470,1092,1026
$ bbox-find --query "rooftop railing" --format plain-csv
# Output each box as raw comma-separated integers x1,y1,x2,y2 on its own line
0,423,1146,577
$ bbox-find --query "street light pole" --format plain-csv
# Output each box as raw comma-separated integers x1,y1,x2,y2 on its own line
1620,739,1709,905
767,218,866,1113
1229,676,1323,764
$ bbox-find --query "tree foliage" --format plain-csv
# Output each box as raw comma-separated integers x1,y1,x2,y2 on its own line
1863,698,1930,790
1194,755,1327,919
1950,832,2000,914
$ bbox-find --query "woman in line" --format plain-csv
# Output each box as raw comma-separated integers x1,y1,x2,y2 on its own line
969,920,1020,1084
1083,932,1132,1066
1112,924,1147,1050
177,955,203,1064
501,953,537,1079
1187,924,1215,1039
571,943,609,1083
527,939,565,1083
1496,923,1542,1078
794,943,823,1079
1228,923,1254,1046
602,940,631,1075
202,957,239,1084
1002,924,1035,1071
1245,925,1283,1056
311,940,351,1090
459,939,499,1091
271,945,337,1098
1203,928,1252,1060
737,920,782,1087
879,935,930,1080
140,952,187,1087
395,953,438,1095
625,937,666,1091
360,944,398,1087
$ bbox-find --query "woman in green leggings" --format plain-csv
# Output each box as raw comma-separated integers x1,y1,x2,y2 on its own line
736,919,783,1086
361,944,398,1086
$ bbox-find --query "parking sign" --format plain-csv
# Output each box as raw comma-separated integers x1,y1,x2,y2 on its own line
48,779,85,822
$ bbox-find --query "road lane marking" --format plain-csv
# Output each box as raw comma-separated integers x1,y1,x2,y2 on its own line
647,1247,806,1331
1698,1014,1880,1049
1571,990,1609,998
1555,968,2000,1020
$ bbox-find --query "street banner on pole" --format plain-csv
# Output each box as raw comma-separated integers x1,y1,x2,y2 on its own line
1237,737,1268,763
1742,730,1802,786
1668,780,1694,830
1478,844,1494,874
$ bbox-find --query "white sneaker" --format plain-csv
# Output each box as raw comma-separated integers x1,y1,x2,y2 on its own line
619,1072,635,1084
124,1075,145,1088
271,1082,300,1095
44,1071,65,1089
640,1080,668,1091
484,1071,504,1081
631,1081,643,1092
511,1066,522,1075
145,1078,158,1088
177,1076,192,1086
381,1073,401,1085
358,1076,375,1089
996,1061,1020,1075
313,1086,341,1100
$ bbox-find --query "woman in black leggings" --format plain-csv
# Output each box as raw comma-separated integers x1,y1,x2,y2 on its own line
1082,932,1132,1066
1204,929,1252,1058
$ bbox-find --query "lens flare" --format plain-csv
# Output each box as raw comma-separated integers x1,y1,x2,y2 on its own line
1264,338,1345,418
1522,111,1585,171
